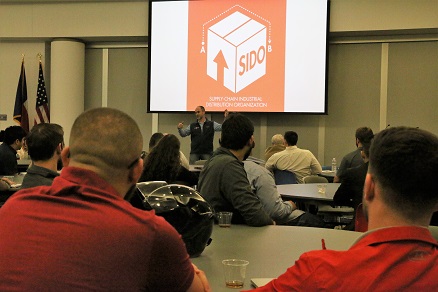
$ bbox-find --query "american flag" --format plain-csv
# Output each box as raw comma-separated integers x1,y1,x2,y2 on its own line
34,62,50,125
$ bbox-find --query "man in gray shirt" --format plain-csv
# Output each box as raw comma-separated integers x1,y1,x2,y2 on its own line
244,159,325,227
198,114,273,226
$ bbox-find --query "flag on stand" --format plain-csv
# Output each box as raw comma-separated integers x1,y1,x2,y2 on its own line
13,60,30,133
34,61,50,125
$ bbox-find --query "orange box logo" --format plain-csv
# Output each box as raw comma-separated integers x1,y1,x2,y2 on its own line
187,1,286,112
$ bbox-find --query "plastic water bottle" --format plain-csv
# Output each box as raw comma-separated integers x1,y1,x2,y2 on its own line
331,158,337,172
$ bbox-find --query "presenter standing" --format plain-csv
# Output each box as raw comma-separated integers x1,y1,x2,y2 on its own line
178,106,228,164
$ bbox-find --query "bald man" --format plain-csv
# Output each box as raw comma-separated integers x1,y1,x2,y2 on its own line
0,108,210,292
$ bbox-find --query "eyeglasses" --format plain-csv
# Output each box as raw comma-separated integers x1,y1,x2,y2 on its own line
127,151,146,169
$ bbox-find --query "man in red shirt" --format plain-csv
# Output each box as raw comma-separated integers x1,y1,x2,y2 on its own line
252,126,438,291
0,108,210,292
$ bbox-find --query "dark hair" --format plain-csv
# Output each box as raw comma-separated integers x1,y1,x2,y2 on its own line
219,113,254,150
3,126,26,145
361,139,372,158
140,134,182,183
148,132,164,151
197,106,205,112
27,123,64,161
356,127,374,144
284,131,298,146
368,127,438,218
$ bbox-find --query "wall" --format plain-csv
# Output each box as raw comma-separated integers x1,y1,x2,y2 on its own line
1,0,437,164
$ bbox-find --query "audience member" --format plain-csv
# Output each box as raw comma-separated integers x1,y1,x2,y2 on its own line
334,141,371,209
244,160,326,227
252,127,438,291
17,137,30,160
334,126,374,182
198,113,273,226
148,132,164,152
265,131,322,184
264,134,285,161
0,108,210,291
148,132,190,169
333,140,372,230
21,123,64,189
177,106,228,164
0,126,27,175
139,134,198,186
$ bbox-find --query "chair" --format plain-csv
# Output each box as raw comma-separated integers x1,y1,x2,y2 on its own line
303,175,328,184
305,175,354,227
194,160,207,165
273,169,297,185
429,226,438,241
354,203,368,232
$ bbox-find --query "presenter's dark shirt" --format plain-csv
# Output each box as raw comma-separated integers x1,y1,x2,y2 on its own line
0,143,18,175
189,120,215,154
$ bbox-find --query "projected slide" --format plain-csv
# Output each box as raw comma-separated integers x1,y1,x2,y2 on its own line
149,0,328,113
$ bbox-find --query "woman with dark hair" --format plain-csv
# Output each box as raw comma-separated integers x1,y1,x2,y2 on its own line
0,126,27,175
139,134,198,186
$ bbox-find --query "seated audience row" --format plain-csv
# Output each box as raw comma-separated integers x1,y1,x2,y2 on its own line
0,108,437,290
198,113,324,227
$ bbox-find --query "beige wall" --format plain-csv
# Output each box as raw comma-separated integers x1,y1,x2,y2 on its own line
1,0,437,164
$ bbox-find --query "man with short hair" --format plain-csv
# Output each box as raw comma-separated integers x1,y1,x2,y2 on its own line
0,126,27,175
265,131,322,184
21,123,64,189
252,127,438,291
264,134,285,161
0,108,210,291
177,106,228,164
334,126,374,182
198,113,273,226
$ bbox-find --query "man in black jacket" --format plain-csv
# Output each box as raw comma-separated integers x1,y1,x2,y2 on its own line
177,106,228,164
333,141,372,230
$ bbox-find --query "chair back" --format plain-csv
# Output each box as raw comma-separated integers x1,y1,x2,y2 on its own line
194,160,207,165
303,175,328,184
273,169,297,185
321,165,332,171
355,203,368,232
429,226,438,241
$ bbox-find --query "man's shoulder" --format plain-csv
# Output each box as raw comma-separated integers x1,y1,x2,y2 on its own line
343,148,361,161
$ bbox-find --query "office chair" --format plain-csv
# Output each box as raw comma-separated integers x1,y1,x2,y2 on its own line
273,169,297,185
303,175,328,184
303,175,353,227
429,226,438,241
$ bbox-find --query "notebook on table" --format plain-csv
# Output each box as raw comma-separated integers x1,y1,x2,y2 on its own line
250,278,274,288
